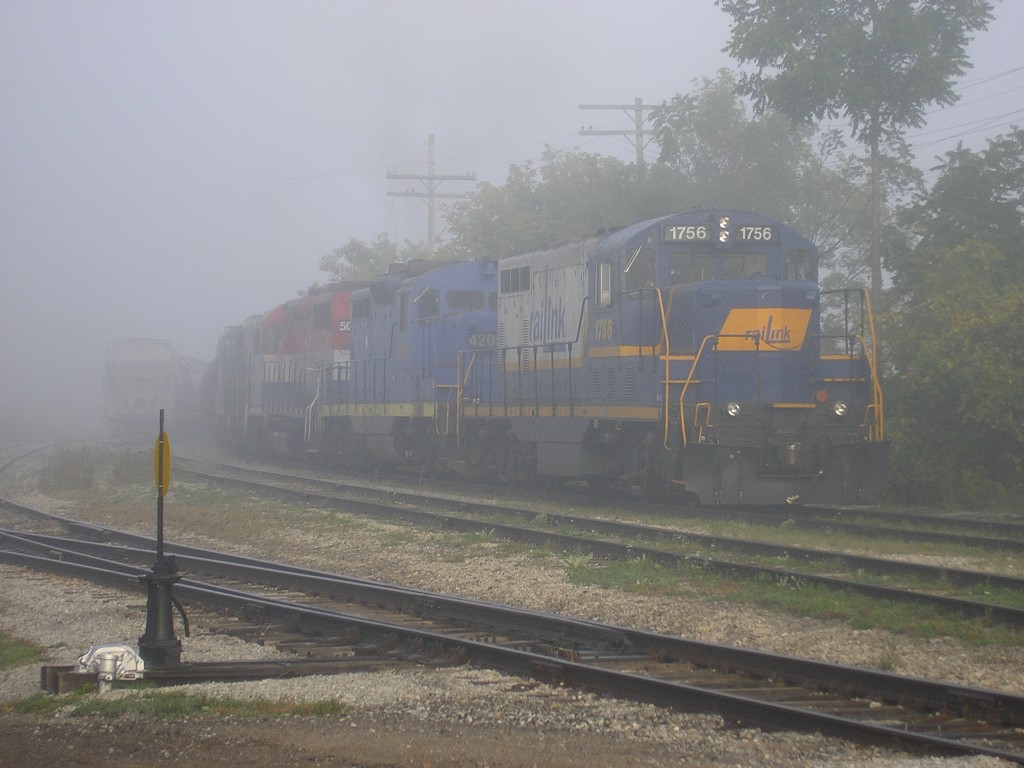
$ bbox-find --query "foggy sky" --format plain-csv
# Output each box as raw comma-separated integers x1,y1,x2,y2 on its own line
2,1,1022,440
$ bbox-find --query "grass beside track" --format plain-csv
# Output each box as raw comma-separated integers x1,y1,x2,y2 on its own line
8,689,348,719
561,556,1022,645
0,631,47,671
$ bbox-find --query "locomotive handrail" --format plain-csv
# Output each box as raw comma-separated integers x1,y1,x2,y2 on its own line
304,370,321,445
435,350,483,446
819,286,880,376
675,333,753,449
694,402,714,445
655,287,676,450
855,333,885,441
817,285,885,442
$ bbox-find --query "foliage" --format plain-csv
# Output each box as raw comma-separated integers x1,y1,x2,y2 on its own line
654,70,890,286
10,689,348,719
38,447,97,492
319,234,430,282
0,631,47,671
717,1,993,145
717,0,993,302
653,69,816,219
884,129,1024,507
442,147,678,260
445,71,876,287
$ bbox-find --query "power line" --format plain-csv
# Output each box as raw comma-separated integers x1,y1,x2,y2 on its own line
579,98,657,166
386,134,476,255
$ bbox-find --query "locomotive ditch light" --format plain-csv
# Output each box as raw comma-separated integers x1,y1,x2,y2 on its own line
726,402,742,417
783,443,801,465
831,401,849,417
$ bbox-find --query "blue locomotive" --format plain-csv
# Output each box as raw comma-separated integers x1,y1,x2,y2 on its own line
214,209,888,505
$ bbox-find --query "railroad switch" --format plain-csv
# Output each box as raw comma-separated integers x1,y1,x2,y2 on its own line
137,555,185,668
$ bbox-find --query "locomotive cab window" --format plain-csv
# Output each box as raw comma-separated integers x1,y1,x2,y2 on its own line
624,247,655,295
446,289,484,310
785,248,814,281
596,260,613,307
415,287,439,321
722,252,769,280
669,252,714,284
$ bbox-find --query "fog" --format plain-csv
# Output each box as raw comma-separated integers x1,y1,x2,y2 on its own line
2,1,1021,442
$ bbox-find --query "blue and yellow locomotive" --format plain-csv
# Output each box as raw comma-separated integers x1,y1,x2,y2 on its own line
452,208,886,504
215,209,887,505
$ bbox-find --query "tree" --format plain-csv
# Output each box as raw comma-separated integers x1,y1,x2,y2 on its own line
445,76,871,268
717,0,994,306
884,129,1024,507
652,70,884,286
653,69,813,219
442,147,681,261
319,234,429,283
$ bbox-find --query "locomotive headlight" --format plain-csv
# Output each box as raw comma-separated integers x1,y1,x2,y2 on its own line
718,216,730,243
831,401,849,417
726,402,742,417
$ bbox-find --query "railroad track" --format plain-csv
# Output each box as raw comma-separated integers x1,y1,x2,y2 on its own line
6,448,1024,761
2,510,1024,764
169,457,1024,629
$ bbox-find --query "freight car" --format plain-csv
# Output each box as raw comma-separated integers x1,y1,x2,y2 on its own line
102,338,207,439
213,209,888,505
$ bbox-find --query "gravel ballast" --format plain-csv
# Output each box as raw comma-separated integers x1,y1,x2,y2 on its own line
1,454,1020,767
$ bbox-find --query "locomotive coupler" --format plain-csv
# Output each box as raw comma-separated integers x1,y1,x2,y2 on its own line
138,555,184,668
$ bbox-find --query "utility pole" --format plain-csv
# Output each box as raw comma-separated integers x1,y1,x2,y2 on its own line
579,97,656,167
387,134,476,255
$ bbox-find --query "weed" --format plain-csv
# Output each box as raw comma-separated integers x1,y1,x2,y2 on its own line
467,528,496,543
875,649,902,671
38,447,97,492
561,551,595,578
0,631,47,671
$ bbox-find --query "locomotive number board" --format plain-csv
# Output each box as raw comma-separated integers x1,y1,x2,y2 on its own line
663,224,775,243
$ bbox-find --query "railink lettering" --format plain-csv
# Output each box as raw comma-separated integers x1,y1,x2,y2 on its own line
530,297,567,343
744,315,791,343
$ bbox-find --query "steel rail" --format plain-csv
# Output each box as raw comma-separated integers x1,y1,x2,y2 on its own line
168,463,1024,628
2,534,1024,763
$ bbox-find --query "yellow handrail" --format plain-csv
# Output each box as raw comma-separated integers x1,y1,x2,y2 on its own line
859,287,885,442
675,334,720,448
853,333,885,441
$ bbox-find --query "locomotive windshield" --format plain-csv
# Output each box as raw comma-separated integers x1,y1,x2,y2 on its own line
667,250,771,282
668,252,715,283
623,247,655,294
